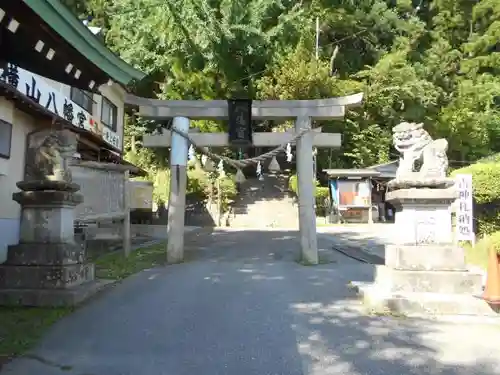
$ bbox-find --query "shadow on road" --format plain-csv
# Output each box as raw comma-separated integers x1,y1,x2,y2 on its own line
3,228,499,375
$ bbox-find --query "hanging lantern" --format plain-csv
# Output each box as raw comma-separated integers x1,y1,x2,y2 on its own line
217,160,226,178
188,144,195,162
256,161,264,181
286,143,293,162
268,155,281,173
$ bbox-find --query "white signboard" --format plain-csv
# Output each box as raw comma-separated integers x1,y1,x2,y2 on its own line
455,174,474,242
0,63,120,149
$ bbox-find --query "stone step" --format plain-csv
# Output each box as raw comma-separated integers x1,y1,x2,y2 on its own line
6,243,85,266
230,173,298,228
385,244,467,271
375,265,483,294
0,263,95,289
0,279,114,307
354,282,499,316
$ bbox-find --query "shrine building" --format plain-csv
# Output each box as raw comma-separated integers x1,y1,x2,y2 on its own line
0,1,146,262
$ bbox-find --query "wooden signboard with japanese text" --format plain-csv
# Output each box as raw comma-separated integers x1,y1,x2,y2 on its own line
227,99,252,146
0,62,121,149
455,174,474,243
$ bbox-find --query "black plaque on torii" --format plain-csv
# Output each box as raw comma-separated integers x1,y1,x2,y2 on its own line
228,99,252,146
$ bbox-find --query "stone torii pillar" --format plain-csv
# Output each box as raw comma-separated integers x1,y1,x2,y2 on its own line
126,94,363,264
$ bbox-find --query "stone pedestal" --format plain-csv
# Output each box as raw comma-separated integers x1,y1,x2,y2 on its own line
355,186,495,316
0,181,108,306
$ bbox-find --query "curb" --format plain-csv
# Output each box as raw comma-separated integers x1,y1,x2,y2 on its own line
318,234,385,264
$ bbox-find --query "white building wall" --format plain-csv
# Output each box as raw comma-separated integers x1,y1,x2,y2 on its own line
0,73,128,263
37,74,126,152
99,83,126,152
0,98,35,263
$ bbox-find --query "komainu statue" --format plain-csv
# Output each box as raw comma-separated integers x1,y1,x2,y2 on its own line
24,129,78,183
390,122,452,188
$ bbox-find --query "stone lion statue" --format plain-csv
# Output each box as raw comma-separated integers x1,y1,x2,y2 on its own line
393,122,449,181
24,129,78,183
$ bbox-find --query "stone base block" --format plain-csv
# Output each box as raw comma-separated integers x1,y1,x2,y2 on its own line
6,243,85,266
0,279,114,307
0,263,94,289
354,282,499,316
375,265,483,294
385,244,467,271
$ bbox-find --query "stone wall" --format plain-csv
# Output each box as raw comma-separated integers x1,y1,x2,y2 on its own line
70,162,126,222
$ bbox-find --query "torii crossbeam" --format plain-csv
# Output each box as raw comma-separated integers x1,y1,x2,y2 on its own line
126,93,364,264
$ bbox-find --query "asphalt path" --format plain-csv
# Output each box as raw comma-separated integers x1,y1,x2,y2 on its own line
3,228,500,375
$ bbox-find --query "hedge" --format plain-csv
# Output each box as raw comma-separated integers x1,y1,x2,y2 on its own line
187,166,237,212
451,161,500,236
288,174,330,215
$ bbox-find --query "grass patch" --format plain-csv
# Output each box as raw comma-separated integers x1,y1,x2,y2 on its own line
464,243,488,270
0,307,72,364
95,241,167,280
463,239,490,270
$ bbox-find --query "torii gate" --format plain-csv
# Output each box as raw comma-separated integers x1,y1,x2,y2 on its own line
126,94,363,264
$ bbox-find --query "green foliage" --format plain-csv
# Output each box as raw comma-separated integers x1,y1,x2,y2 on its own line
70,0,500,188
0,307,72,361
187,165,237,212
95,242,168,279
288,174,330,215
475,210,500,237
451,163,500,206
288,174,298,194
218,176,238,211
152,170,170,205
464,230,500,270
487,231,500,255
186,167,209,197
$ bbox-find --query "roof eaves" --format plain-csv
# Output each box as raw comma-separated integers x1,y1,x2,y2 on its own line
23,0,146,87
367,160,398,169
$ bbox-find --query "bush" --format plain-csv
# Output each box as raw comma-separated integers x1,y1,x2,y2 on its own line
488,231,500,254
288,174,331,215
464,230,500,269
186,165,237,213
451,162,500,236
187,167,210,199
218,176,238,211
289,174,298,194
315,186,331,216
152,169,170,205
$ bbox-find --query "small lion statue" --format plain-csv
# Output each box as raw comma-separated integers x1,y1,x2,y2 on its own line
392,122,449,181
24,129,78,183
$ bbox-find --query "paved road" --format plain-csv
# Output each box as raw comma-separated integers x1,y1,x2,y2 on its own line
3,228,500,375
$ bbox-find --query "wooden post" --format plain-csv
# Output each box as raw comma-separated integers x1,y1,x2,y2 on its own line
167,117,190,264
295,116,319,265
336,177,341,224
123,169,131,256
217,177,222,227
368,177,373,224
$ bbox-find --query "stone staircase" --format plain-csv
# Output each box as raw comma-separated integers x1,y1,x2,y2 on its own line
229,173,299,228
